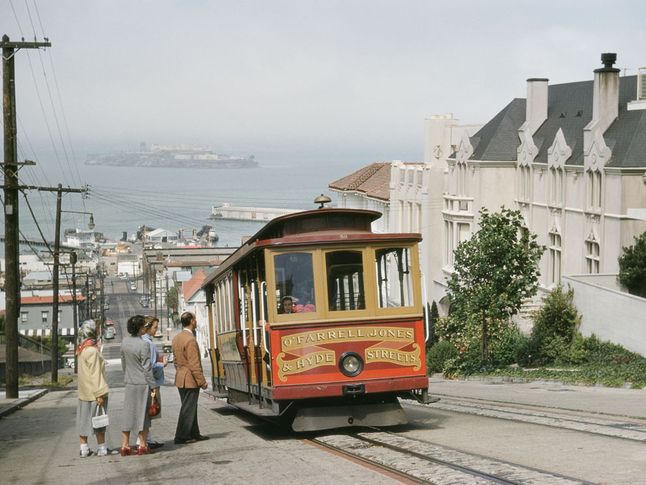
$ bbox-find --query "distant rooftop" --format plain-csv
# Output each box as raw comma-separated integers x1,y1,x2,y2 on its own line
328,162,392,201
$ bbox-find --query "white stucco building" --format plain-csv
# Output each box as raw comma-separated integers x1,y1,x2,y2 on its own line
439,53,646,312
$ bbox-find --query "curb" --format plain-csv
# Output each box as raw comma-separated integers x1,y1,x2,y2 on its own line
0,389,49,419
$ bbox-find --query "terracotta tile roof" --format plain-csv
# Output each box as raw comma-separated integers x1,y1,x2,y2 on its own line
182,270,207,301
21,295,85,305
328,162,392,201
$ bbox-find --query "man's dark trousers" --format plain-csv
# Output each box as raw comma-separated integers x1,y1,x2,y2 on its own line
175,387,200,440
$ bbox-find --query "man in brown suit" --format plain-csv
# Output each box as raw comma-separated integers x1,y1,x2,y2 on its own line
172,311,209,444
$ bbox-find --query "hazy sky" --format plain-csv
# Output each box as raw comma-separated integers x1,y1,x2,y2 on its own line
3,0,646,160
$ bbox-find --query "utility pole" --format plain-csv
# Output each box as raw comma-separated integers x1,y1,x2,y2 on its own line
51,184,62,382
99,264,105,331
70,251,78,373
85,274,90,319
41,183,87,383
13,183,88,383
2,34,50,398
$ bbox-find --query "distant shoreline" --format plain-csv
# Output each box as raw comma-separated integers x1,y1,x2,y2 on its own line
84,159,259,169
85,143,259,169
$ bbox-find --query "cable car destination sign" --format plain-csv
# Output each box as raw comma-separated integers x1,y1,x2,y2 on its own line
276,325,421,381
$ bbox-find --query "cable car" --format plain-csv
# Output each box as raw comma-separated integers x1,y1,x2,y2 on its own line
202,206,431,431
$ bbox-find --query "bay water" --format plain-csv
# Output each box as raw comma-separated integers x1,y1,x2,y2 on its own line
5,146,417,251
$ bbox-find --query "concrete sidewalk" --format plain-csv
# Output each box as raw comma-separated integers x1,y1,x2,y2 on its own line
428,375,646,419
0,388,49,418
0,362,394,485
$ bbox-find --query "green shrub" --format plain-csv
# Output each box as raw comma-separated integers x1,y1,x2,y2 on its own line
426,340,458,374
530,285,581,364
618,231,646,298
583,334,642,365
565,333,588,365
489,324,526,367
426,301,439,348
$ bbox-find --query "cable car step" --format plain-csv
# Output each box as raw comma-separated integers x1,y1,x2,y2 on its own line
230,400,281,417
205,391,228,399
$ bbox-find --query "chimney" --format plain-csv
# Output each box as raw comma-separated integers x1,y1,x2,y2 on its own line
592,53,620,133
526,78,549,134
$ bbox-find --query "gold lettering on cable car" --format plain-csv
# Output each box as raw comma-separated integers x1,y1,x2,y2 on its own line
277,351,335,381
281,326,414,351
365,343,421,370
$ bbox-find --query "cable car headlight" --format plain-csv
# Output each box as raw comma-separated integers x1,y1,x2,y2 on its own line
339,352,363,377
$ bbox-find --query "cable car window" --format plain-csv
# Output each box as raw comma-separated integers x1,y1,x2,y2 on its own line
375,247,414,308
274,252,316,314
326,251,365,311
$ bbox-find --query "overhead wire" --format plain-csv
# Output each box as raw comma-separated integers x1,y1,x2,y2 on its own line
90,190,209,227
27,0,84,187
8,1,69,184
0,194,52,275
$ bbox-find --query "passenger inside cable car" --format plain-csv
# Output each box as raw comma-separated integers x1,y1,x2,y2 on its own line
278,296,295,314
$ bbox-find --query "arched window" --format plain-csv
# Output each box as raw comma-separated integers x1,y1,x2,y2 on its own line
518,165,531,202
548,230,561,286
585,238,600,274
586,169,602,210
457,161,467,196
549,166,563,206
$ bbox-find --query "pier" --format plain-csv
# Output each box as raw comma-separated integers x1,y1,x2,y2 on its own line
210,203,299,222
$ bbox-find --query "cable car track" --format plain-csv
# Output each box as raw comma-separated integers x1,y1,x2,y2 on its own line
404,396,646,442
311,430,589,484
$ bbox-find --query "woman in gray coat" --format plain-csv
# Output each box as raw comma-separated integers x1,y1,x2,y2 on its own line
120,314,158,455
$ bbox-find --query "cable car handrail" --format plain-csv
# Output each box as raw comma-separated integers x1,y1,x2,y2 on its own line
240,286,247,348
210,302,218,349
251,282,258,346
259,281,268,352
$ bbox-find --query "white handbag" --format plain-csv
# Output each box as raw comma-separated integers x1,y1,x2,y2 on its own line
92,404,109,429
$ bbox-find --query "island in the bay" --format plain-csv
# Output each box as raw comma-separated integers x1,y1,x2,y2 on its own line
86,143,258,169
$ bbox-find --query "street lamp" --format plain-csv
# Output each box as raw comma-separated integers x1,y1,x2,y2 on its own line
51,206,96,383
61,210,95,230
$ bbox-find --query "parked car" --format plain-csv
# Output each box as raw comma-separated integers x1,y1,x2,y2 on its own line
162,344,174,362
104,327,115,340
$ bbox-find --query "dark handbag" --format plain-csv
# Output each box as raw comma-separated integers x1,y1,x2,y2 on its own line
148,391,160,417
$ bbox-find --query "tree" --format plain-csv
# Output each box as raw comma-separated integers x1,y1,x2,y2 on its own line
427,301,439,348
618,231,646,298
166,285,179,313
446,207,544,361
529,285,581,365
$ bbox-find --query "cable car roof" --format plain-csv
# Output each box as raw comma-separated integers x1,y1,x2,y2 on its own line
202,208,419,288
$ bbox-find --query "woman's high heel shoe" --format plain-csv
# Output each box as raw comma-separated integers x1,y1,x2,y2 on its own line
137,445,152,455
119,446,131,456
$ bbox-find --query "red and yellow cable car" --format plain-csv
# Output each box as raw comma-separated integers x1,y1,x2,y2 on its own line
203,207,431,431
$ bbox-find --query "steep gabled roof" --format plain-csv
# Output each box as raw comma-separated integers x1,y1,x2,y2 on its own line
470,75,646,168
328,162,391,201
605,76,646,167
470,99,526,161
